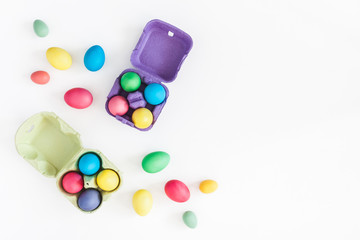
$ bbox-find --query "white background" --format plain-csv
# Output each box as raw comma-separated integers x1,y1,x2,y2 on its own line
1,0,360,239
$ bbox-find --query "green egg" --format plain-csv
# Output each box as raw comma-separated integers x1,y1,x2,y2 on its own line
142,151,170,173
33,19,49,37
120,72,141,92
183,211,197,229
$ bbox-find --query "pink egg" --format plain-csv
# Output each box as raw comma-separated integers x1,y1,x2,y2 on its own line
31,71,50,84
64,88,93,109
61,171,84,194
164,180,190,203
108,96,129,116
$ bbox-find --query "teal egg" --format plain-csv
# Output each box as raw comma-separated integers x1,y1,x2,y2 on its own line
33,19,49,37
183,211,197,229
142,151,170,173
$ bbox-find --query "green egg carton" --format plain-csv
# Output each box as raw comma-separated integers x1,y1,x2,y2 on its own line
15,112,121,213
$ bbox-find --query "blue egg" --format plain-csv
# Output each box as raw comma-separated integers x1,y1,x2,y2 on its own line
144,83,166,105
78,152,101,175
84,45,105,71
77,188,102,211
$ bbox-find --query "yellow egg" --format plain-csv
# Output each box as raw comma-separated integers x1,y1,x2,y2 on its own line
199,179,218,194
46,47,72,70
96,169,120,192
132,189,153,216
132,108,153,129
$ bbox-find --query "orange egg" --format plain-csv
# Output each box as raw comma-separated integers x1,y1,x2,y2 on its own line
31,71,50,85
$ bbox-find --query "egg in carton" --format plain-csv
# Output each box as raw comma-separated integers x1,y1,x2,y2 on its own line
106,19,193,131
15,112,121,213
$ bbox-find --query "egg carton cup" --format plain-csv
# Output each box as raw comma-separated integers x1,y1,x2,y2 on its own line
106,19,193,131
15,112,121,213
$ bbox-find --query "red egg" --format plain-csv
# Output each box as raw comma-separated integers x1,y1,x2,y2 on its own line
164,180,190,203
108,96,129,116
61,171,84,194
31,71,50,84
64,88,93,109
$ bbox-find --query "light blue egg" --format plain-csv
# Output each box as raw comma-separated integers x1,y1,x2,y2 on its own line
78,152,101,175
144,83,166,105
84,45,105,72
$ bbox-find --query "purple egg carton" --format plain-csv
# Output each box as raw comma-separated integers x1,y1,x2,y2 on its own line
106,19,193,131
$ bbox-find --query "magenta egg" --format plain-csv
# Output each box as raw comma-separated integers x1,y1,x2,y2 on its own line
31,71,50,84
108,96,129,116
64,88,93,109
164,180,190,203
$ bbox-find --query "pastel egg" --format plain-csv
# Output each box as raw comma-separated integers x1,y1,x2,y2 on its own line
31,71,50,85
164,180,190,203
142,151,170,173
96,169,120,192
183,211,198,229
78,152,101,176
61,171,83,194
144,83,166,105
107,96,129,116
84,45,105,72
199,180,218,194
132,189,153,216
132,108,153,129
33,19,49,37
46,47,72,70
120,72,141,92
77,188,102,212
64,88,93,109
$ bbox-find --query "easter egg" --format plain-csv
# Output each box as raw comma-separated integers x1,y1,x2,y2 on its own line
120,72,141,92
61,171,83,194
164,180,190,203
199,180,218,194
132,189,153,216
107,96,129,116
46,47,72,70
144,83,166,105
30,71,50,85
132,108,153,129
78,152,101,176
183,211,198,229
77,188,102,212
84,45,105,72
33,19,49,37
64,88,93,109
96,169,120,192
142,151,170,173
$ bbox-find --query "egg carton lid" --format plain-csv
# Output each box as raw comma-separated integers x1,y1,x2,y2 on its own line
130,19,193,83
15,112,82,178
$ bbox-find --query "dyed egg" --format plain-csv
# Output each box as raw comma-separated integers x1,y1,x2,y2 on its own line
33,19,49,37
96,169,120,192
77,188,102,212
144,83,166,105
120,72,141,92
84,45,105,72
142,151,170,173
64,88,93,109
46,47,72,70
61,171,83,194
107,96,129,116
132,189,153,216
132,108,153,129
183,211,198,229
199,180,218,194
164,180,190,203
78,152,101,176
31,71,50,85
